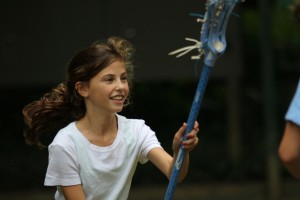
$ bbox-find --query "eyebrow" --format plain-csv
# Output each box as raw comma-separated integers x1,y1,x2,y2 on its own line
102,72,127,77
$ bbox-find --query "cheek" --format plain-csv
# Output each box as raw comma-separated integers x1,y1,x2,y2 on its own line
90,85,110,97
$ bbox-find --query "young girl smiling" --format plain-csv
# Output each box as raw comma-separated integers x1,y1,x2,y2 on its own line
23,37,199,200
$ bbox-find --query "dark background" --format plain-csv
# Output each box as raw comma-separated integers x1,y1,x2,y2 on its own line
1,0,300,199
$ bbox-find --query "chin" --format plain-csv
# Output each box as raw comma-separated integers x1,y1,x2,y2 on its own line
114,106,124,113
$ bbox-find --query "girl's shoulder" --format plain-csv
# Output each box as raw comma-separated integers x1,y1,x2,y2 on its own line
117,114,149,130
117,114,155,139
49,122,78,148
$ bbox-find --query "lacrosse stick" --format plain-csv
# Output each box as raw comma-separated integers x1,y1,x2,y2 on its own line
164,1,244,199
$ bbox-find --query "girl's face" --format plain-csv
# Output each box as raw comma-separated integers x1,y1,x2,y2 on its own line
80,60,129,114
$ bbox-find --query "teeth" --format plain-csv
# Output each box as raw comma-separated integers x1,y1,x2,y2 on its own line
111,96,123,100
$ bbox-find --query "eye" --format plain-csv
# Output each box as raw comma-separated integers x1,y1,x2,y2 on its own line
104,77,114,83
121,76,128,81
121,73,128,81
106,78,113,82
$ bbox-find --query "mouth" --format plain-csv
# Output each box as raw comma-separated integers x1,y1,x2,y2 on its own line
110,95,126,103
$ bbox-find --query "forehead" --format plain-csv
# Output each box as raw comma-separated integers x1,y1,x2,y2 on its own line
100,60,126,75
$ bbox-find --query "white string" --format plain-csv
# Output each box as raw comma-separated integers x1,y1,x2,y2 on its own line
168,38,203,59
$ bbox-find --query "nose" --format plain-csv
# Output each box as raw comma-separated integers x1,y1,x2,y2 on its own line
115,79,126,90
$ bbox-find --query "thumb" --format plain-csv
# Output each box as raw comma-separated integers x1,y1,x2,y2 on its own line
175,122,187,141
173,123,187,153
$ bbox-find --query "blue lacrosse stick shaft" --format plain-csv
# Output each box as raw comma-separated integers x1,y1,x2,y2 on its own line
164,63,213,200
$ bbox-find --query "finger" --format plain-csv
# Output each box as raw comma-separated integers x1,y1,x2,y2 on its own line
183,136,198,145
172,123,188,153
193,122,199,133
183,137,199,150
185,132,195,139
176,122,187,137
186,128,199,139
173,123,187,146
184,131,199,143
194,121,199,129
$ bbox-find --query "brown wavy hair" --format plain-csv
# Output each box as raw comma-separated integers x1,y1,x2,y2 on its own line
23,36,135,148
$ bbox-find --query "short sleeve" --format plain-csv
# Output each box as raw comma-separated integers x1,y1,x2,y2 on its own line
44,143,81,186
285,79,300,126
138,122,162,164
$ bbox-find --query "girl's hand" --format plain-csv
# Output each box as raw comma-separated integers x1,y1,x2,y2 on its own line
172,121,199,154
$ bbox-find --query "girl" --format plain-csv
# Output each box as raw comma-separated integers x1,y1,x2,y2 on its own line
23,37,199,200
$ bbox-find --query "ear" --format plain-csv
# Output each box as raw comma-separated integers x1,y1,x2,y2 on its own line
75,82,89,97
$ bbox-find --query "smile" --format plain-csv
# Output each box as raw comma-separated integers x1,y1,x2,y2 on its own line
110,95,125,101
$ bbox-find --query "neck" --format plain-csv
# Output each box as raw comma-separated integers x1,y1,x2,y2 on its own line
76,113,118,147
78,113,117,136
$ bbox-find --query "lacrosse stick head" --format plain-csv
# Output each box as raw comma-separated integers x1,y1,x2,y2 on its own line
200,0,240,66
168,0,243,67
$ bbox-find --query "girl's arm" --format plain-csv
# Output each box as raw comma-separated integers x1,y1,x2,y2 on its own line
61,185,86,200
279,121,300,179
147,122,199,182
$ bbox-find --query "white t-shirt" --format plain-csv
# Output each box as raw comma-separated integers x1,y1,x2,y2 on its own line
44,114,162,200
